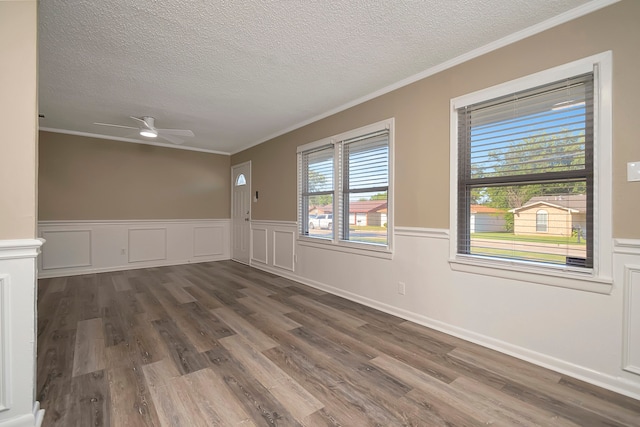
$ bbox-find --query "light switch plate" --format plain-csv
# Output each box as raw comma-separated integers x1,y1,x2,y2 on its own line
628,161,640,182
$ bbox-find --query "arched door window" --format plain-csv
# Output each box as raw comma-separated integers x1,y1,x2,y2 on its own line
235,173,246,186
536,209,548,232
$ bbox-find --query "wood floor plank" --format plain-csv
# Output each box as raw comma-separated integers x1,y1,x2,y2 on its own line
287,294,368,329
175,301,234,352
212,306,278,351
134,290,167,322
151,317,209,375
112,272,133,292
449,346,563,385
450,376,581,427
316,292,406,328
143,359,211,427
98,275,128,347
220,335,324,423
251,309,302,332
182,284,224,310
107,366,161,427
285,310,379,360
239,293,294,315
37,328,76,426
163,282,197,304
66,370,111,427
37,260,640,427
72,317,106,377
181,368,257,426
262,330,418,427
107,313,169,367
204,344,304,426
141,358,181,390
371,354,492,425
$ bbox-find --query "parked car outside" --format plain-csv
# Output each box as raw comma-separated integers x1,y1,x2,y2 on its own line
309,214,332,230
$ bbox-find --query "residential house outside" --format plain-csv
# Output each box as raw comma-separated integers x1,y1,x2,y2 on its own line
470,205,507,233
509,194,586,237
309,201,387,227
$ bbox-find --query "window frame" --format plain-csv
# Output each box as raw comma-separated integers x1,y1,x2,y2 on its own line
449,52,612,294
297,119,394,258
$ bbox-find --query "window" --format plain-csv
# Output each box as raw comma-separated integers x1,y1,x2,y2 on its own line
450,53,612,292
536,210,548,232
457,71,594,268
298,119,393,254
235,173,247,186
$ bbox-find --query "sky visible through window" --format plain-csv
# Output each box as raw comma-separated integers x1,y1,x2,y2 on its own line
470,105,586,182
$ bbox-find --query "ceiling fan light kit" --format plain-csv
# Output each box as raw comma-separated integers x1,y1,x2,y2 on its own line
139,128,158,138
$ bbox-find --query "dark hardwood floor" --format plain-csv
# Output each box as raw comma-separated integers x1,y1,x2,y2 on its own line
37,261,640,426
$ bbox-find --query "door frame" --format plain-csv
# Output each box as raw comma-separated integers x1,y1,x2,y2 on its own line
231,161,252,264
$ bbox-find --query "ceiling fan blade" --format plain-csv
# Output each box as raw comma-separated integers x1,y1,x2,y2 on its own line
93,122,138,130
157,128,195,137
129,116,151,128
159,134,185,145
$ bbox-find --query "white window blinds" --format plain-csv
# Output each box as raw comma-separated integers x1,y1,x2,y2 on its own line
457,72,594,268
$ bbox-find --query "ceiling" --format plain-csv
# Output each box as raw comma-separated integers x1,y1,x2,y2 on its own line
38,0,604,155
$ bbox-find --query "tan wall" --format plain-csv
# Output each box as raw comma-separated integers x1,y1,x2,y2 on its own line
0,1,38,239
39,132,230,220
232,0,640,239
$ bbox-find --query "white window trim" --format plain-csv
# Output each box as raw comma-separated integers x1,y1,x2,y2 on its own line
297,118,394,258
449,52,613,294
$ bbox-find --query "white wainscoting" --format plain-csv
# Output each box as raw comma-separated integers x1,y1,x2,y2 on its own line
251,226,268,265
273,230,295,272
0,239,44,426
128,228,166,263
38,220,230,278
194,226,224,257
623,263,640,376
250,221,296,273
0,275,8,412
248,225,640,399
40,230,91,270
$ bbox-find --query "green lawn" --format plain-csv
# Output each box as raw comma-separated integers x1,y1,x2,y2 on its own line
352,237,387,244
349,225,387,231
471,232,586,245
470,247,567,264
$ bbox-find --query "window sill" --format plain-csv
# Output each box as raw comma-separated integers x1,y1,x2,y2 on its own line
449,255,612,294
298,236,393,260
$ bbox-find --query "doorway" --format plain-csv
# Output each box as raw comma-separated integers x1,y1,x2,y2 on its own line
231,161,251,264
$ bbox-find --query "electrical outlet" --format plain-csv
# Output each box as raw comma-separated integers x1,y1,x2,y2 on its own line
398,282,406,295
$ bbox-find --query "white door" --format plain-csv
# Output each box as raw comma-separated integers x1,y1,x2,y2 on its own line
231,162,251,264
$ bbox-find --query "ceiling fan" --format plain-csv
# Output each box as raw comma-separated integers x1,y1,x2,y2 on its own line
93,116,195,144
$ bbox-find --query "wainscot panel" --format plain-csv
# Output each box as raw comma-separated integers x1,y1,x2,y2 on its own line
37,220,230,278
250,221,296,273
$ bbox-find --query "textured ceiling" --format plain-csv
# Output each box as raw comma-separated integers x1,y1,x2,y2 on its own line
38,0,601,154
